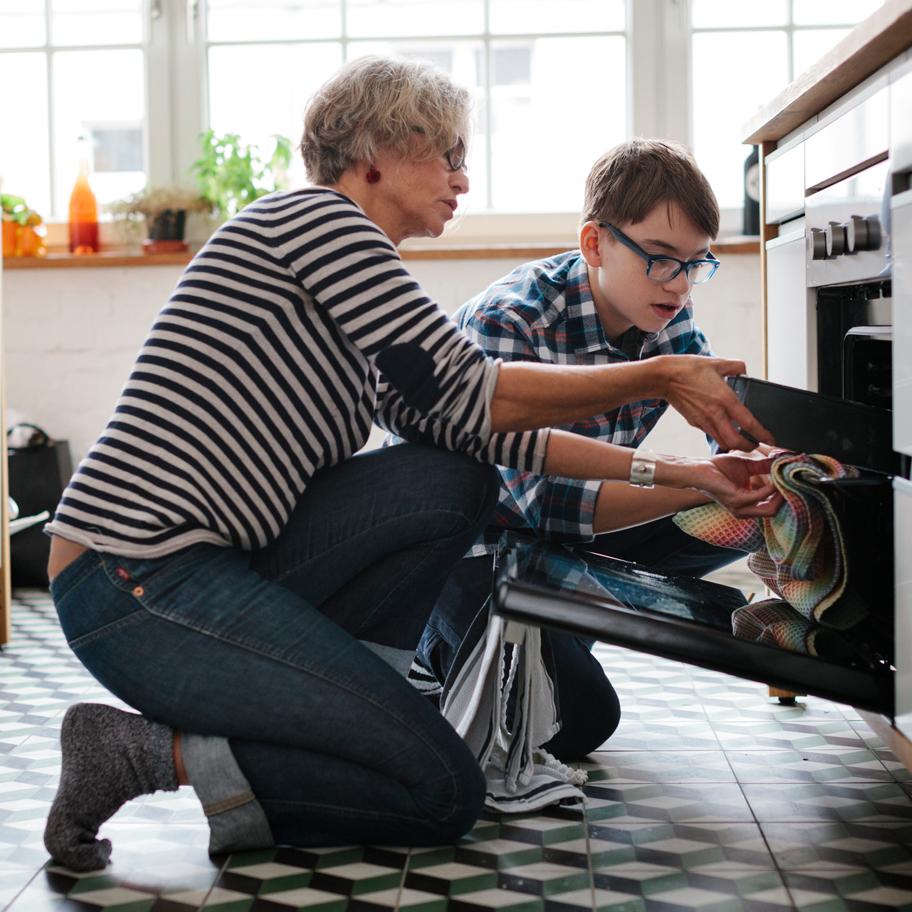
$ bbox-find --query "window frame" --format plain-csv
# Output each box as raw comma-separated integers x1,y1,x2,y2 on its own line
0,0,151,219
688,0,875,234
0,0,878,240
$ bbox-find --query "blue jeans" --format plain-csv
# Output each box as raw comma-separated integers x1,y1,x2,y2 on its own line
418,516,742,760
50,444,498,851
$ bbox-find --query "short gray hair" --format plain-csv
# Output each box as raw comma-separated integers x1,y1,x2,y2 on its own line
300,56,472,185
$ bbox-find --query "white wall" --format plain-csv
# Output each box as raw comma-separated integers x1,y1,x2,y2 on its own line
3,253,761,463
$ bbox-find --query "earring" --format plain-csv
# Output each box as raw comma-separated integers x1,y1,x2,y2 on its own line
366,167,381,184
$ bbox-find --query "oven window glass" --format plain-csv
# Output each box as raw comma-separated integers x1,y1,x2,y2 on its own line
502,538,891,670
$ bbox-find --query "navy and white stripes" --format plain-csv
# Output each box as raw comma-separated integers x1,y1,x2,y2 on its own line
48,189,546,557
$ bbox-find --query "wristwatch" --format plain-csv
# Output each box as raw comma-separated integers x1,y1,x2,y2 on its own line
629,448,657,488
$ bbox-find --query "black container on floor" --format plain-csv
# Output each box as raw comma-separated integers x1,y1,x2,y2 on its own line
8,436,72,587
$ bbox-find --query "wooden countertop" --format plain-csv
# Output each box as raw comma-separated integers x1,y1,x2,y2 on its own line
743,0,912,144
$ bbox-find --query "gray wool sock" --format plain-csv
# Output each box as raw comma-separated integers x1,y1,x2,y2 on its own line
44,703,179,872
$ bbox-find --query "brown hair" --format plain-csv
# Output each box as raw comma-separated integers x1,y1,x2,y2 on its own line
582,139,719,239
300,56,471,185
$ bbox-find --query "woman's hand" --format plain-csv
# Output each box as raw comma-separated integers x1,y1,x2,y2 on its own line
655,355,774,452
665,452,783,518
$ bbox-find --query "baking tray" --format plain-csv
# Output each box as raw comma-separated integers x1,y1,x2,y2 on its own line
726,375,898,474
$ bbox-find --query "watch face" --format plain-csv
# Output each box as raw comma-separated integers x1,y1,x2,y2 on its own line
746,163,760,202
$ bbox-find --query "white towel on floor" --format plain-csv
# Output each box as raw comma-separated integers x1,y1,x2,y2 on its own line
441,606,587,813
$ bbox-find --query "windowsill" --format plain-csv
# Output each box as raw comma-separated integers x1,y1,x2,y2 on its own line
3,247,197,269
3,236,760,269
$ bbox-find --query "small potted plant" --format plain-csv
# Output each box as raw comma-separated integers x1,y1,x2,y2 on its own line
107,186,211,254
192,130,292,223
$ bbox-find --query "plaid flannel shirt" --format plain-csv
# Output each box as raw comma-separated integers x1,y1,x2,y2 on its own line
458,250,713,556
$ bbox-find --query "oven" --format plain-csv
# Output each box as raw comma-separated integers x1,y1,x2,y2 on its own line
490,113,908,722
493,391,898,717
806,159,892,411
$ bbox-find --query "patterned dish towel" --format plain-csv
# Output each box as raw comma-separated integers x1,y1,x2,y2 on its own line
440,599,587,813
673,452,866,630
730,597,854,658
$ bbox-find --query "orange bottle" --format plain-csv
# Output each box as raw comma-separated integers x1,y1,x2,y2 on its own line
68,155,99,254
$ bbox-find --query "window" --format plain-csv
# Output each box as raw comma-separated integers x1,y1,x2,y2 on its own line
0,0,146,218
203,0,627,215
0,0,886,233
690,0,884,214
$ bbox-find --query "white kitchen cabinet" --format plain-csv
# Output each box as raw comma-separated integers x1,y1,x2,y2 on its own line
765,227,815,389
896,477,912,741
892,187,912,459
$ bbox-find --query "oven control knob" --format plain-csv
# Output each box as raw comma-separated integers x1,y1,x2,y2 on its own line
808,227,828,260
845,214,882,253
825,221,846,257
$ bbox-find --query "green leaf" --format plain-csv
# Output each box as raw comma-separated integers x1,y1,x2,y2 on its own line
191,129,294,222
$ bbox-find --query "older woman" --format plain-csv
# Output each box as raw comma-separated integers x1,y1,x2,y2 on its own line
43,56,776,872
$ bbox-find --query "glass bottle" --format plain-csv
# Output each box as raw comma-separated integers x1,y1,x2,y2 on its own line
68,142,99,254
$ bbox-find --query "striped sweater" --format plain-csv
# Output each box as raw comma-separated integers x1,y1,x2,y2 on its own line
47,188,548,557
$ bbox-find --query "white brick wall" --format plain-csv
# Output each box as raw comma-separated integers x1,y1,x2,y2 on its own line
3,254,761,464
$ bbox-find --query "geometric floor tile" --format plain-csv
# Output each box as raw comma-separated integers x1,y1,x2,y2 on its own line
580,753,736,784
758,821,912,869
404,862,498,896
726,749,897,784
596,720,721,752
583,783,754,823
587,823,777,870
496,861,591,896
446,888,543,912
711,721,870,753
496,818,587,848
454,841,545,870
782,869,912,910
591,862,689,897
743,782,912,823
4,588,912,912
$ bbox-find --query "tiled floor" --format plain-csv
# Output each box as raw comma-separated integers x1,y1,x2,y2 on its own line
1,586,911,911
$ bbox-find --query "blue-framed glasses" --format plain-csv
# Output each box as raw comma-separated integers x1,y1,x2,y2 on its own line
599,222,720,285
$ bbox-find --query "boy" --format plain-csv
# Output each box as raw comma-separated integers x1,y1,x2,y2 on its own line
413,139,744,759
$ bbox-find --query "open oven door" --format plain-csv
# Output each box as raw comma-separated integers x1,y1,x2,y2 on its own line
492,474,895,718
494,540,894,717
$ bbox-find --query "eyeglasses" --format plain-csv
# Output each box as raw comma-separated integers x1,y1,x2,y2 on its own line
443,137,467,172
598,222,720,285
410,126,467,172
